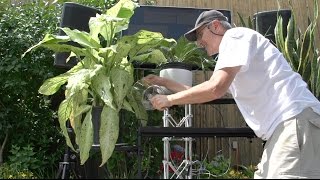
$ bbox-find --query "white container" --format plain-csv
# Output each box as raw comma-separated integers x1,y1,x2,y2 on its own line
159,62,193,94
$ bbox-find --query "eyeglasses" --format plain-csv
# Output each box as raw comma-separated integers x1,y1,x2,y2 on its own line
195,24,208,40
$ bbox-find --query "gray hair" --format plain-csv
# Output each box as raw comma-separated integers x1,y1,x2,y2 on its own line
220,20,232,30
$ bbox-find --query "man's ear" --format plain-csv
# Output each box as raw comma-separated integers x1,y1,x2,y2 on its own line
212,20,220,30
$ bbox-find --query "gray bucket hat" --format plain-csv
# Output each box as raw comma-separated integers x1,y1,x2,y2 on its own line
184,10,228,41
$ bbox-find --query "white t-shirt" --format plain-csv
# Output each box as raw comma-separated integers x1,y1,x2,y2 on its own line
214,27,320,140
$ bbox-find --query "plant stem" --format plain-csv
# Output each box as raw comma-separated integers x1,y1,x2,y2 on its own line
0,130,9,165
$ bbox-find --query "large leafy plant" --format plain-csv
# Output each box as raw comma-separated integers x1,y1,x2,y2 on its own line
275,0,320,97
22,0,174,166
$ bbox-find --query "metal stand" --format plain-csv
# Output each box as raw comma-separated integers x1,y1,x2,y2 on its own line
55,147,79,179
56,124,80,179
162,104,193,179
137,98,256,179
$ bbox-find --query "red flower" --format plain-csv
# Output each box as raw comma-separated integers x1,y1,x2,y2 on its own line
158,149,185,173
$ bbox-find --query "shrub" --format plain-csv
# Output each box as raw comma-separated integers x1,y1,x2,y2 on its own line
0,1,65,178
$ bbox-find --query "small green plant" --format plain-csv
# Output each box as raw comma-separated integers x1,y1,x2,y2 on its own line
0,145,40,179
237,12,254,29
0,163,36,179
193,153,255,179
7,145,41,171
160,36,216,70
202,154,231,178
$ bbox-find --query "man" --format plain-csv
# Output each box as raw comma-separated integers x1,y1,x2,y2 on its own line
143,10,320,178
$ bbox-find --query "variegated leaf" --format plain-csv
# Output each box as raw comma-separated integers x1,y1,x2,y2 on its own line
99,105,119,166
79,108,94,165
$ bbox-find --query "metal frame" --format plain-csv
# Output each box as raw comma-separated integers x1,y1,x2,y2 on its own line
162,104,193,179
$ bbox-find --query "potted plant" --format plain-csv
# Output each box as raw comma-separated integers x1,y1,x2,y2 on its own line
161,35,215,70
22,0,175,167
157,36,215,94
275,0,320,97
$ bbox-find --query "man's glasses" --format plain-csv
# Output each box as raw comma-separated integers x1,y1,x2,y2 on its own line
195,22,211,48
195,24,208,40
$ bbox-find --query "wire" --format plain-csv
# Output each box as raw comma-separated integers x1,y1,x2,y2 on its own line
208,104,226,127
191,138,232,179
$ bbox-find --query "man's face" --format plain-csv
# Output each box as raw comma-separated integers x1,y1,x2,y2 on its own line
195,21,221,56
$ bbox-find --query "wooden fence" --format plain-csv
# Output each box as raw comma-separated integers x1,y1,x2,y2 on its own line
140,0,320,47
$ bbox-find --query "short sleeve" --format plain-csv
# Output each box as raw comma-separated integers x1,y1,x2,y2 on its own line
214,29,256,73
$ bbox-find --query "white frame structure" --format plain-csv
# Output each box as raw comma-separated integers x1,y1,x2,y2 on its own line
162,104,193,179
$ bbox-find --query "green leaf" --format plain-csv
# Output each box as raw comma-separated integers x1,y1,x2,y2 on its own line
284,15,298,71
247,16,254,29
89,0,138,46
67,90,89,146
38,72,71,95
99,105,119,166
98,46,117,60
21,34,70,58
65,69,91,97
74,105,91,118
298,25,313,76
58,98,75,151
237,12,247,27
122,99,134,112
106,0,138,20
118,30,167,58
91,65,115,108
110,64,134,109
313,0,318,21
124,89,148,120
302,59,312,83
61,27,101,48
79,108,94,165
130,49,167,64
275,16,285,52
108,43,131,67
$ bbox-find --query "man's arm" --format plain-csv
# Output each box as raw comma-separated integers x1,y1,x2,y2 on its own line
143,74,191,92
167,66,241,106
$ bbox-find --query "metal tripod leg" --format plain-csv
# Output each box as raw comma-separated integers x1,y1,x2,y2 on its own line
56,147,78,179
56,152,70,179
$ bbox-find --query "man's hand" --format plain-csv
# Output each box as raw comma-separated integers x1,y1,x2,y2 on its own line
150,94,172,111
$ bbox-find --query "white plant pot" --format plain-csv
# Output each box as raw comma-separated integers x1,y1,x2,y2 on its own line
159,62,193,94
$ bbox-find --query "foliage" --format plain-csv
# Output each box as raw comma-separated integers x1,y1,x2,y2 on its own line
194,154,255,179
160,36,216,70
7,145,42,171
236,12,254,29
0,0,9,16
0,1,65,178
201,154,231,178
22,0,175,167
275,0,320,97
51,0,121,11
0,163,36,179
105,108,164,179
144,0,157,5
